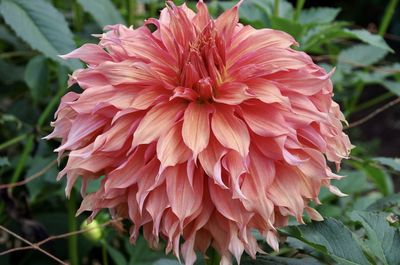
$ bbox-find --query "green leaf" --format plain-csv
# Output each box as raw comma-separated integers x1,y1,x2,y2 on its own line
367,193,400,211
381,80,400,96
362,165,394,196
299,7,341,24
373,157,400,172
24,55,48,103
242,255,323,264
281,218,371,265
77,0,125,28
345,29,393,52
0,0,80,70
270,16,303,40
153,259,180,265
107,244,128,265
349,211,400,265
0,59,24,84
337,44,388,72
0,156,10,168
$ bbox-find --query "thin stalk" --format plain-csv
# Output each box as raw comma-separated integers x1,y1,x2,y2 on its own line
293,0,306,21
379,0,399,36
102,241,109,265
345,81,364,117
67,190,79,265
273,0,280,17
37,86,67,128
72,1,83,32
0,134,27,151
353,92,393,113
8,135,34,194
126,0,136,26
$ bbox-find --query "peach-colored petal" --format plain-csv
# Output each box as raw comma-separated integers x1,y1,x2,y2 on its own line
49,1,352,264
211,105,250,157
182,102,213,158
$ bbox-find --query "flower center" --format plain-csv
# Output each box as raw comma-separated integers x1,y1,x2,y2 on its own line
177,25,226,102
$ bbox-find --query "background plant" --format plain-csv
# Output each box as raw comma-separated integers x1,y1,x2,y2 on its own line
0,0,399,264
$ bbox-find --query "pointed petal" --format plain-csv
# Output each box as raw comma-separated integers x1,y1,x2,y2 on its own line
182,103,213,158
157,122,191,168
211,105,249,157
132,102,186,147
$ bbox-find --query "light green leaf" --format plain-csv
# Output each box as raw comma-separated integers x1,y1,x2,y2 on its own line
381,80,400,96
153,259,180,265
281,218,371,265
24,55,48,103
0,0,80,70
337,44,388,72
349,211,400,265
0,157,10,168
299,7,341,24
242,255,323,264
77,0,125,28
367,193,400,211
373,157,400,172
345,29,393,52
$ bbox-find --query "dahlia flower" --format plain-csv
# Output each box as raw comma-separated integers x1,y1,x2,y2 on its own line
46,1,352,264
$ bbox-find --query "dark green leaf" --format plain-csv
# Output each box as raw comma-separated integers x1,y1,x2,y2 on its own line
107,244,128,265
24,55,48,103
0,0,80,70
299,7,340,24
362,165,393,196
77,0,125,28
349,211,400,265
0,59,24,84
270,16,303,40
281,218,371,265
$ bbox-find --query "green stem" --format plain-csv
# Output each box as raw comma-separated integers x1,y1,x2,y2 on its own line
37,86,67,128
345,81,364,117
102,240,109,265
293,0,306,21
72,1,83,32
0,134,27,151
353,92,393,113
126,0,136,26
273,0,280,17
67,190,79,265
8,135,34,194
206,249,220,265
379,0,399,35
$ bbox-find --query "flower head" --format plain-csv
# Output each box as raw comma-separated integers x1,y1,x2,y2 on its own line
47,1,352,264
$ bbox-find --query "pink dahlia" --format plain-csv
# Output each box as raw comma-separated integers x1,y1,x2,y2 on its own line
47,1,352,264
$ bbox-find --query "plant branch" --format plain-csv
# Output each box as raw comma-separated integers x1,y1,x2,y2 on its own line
0,159,57,190
345,97,400,129
0,225,67,265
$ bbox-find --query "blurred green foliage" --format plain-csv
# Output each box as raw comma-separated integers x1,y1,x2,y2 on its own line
0,0,399,264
